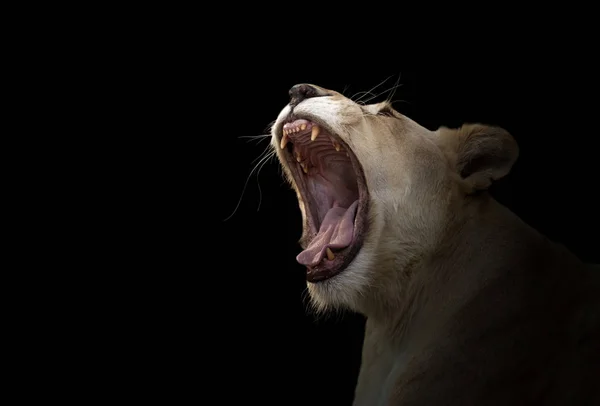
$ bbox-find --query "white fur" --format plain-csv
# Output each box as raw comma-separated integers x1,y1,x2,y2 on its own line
272,87,449,315
270,85,597,405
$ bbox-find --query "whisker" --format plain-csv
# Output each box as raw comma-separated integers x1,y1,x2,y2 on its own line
254,150,277,212
223,143,276,222
385,73,403,105
263,120,276,134
251,143,275,165
362,74,404,104
353,74,396,103
239,134,271,144
238,134,270,139
352,91,376,103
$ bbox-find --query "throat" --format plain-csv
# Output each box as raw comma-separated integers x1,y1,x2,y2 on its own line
296,200,358,266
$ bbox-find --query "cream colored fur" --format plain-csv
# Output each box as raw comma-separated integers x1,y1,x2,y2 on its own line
271,85,600,405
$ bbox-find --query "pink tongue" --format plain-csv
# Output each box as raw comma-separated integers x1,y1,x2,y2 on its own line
296,200,359,266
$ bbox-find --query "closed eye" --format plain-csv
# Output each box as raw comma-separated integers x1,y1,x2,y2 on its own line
377,105,396,117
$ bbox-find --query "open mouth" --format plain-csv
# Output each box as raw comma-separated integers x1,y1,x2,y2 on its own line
278,117,369,282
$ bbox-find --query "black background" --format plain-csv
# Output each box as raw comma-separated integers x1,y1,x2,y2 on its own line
126,67,599,404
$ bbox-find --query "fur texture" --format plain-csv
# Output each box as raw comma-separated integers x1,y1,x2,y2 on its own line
271,85,600,405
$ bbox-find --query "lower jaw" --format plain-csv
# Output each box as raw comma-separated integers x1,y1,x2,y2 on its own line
305,257,347,282
306,269,345,283
302,194,369,283
304,233,365,283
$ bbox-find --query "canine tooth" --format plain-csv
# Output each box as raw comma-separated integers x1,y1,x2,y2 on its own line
326,247,334,260
302,165,308,174
333,141,341,151
301,124,306,130
280,134,289,149
311,125,320,141
296,153,302,162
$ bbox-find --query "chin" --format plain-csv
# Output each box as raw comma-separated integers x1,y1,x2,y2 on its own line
305,247,377,313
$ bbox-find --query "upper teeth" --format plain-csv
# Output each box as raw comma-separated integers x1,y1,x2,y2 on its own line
282,123,321,140
279,121,346,175
283,121,310,136
310,125,320,141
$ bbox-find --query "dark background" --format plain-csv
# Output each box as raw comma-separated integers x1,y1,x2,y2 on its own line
125,67,599,404
203,68,598,404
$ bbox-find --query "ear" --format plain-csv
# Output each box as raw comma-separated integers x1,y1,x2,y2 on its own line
439,124,519,192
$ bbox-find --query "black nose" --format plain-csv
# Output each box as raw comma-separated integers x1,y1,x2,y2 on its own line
289,84,321,106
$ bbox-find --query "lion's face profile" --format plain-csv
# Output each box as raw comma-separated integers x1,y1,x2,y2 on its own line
271,84,518,314
269,83,598,405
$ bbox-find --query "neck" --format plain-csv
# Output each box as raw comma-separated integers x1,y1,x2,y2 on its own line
353,194,589,405
361,193,578,342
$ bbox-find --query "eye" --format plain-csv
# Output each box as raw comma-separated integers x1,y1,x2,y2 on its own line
377,105,395,117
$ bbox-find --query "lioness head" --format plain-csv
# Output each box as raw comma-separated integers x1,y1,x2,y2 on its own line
271,84,519,314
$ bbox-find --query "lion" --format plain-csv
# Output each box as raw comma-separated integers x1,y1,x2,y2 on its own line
270,83,599,405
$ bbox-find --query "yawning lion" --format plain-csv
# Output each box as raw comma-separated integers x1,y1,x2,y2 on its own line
271,83,599,405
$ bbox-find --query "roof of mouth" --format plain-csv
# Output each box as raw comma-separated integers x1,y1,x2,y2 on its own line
279,118,360,268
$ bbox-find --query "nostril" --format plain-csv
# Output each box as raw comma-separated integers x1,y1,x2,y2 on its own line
289,83,320,106
290,84,315,98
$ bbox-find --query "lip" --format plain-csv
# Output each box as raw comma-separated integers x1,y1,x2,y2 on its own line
277,115,370,282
